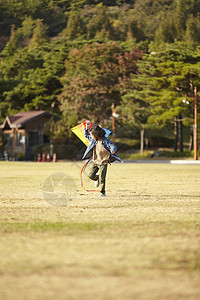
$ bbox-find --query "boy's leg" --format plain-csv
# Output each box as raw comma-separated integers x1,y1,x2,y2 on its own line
88,162,99,181
98,164,107,194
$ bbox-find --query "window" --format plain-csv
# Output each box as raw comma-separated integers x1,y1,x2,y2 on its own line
17,132,25,147
3,133,12,147
17,132,22,147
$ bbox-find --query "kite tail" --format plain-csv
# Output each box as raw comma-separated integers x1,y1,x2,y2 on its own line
80,157,100,192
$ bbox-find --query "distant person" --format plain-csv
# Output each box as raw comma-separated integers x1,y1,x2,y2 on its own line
82,121,122,197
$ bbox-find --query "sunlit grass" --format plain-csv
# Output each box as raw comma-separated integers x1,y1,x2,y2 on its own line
0,161,199,300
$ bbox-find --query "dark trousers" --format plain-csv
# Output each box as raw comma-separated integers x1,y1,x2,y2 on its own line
88,162,108,194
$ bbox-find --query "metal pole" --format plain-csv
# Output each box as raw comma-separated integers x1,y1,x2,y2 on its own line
112,102,115,143
194,87,198,160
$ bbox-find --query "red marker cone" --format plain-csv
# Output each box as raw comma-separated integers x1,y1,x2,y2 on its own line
37,153,41,162
47,153,50,162
53,153,57,162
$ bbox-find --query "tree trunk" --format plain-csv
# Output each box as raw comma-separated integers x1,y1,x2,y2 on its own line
174,116,178,151
140,128,144,153
178,114,183,152
145,137,149,150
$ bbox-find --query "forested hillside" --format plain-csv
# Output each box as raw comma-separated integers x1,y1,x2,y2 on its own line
0,0,200,154
1,0,200,44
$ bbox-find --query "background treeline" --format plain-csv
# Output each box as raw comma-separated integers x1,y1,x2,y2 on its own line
1,0,200,45
0,0,200,158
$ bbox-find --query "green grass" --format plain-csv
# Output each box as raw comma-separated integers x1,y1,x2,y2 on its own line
119,150,154,160
0,221,109,232
118,149,194,160
0,161,199,300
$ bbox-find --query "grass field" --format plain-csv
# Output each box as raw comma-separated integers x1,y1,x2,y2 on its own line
0,161,199,300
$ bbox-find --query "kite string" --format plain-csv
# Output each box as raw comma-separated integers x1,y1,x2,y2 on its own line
80,157,100,192
80,158,90,192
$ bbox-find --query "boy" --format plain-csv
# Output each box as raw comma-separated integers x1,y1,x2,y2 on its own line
82,121,122,197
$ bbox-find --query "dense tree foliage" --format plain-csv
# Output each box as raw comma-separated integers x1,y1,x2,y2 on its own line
59,42,142,127
1,0,200,45
118,44,200,150
0,38,85,119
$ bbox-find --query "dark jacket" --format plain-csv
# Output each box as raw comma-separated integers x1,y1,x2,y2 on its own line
82,129,122,163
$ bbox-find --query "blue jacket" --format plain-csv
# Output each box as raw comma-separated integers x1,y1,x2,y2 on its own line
82,129,122,163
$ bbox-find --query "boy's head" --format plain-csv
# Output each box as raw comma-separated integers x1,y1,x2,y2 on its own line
89,125,105,140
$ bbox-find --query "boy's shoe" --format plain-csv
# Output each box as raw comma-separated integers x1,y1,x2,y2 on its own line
99,193,106,197
95,176,99,187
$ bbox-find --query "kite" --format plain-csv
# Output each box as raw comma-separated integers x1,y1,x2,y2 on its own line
71,120,93,147
71,121,111,146
71,120,111,192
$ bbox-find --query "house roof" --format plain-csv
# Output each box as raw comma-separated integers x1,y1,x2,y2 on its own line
0,111,57,129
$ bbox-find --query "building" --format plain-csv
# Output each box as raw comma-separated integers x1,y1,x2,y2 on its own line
0,111,58,160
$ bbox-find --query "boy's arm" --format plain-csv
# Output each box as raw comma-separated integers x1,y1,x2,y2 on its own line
107,139,117,154
84,120,92,141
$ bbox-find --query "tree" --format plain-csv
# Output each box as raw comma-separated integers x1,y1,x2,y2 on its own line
0,38,72,120
59,42,142,127
86,5,114,40
121,44,200,152
3,25,20,55
117,88,150,153
18,17,36,40
185,14,200,44
153,12,177,46
62,10,85,40
28,19,49,49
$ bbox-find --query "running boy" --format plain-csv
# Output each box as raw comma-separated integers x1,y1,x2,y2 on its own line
82,121,122,197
